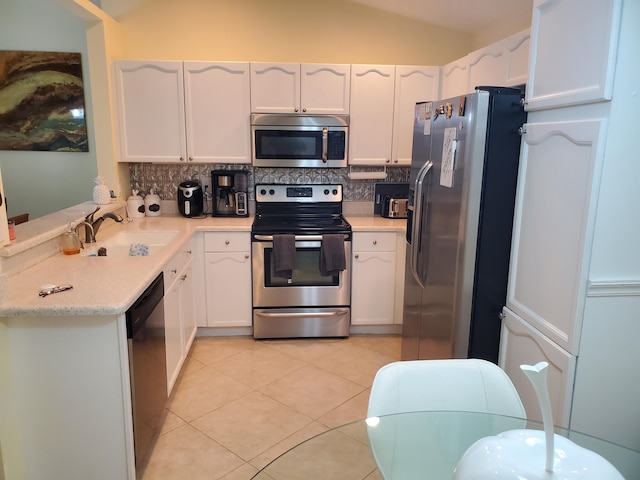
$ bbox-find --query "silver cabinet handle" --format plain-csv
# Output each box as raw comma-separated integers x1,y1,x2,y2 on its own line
411,161,433,289
372,240,377,245
253,234,349,241
225,240,230,245
354,254,359,259
180,274,187,281
244,254,250,259
255,309,349,318
322,127,328,163
171,268,177,274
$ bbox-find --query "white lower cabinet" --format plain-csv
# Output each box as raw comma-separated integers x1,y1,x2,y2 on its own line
351,232,397,325
204,232,252,327
164,239,196,394
498,307,576,428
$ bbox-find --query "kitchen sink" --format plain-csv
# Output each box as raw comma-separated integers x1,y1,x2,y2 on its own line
84,231,178,257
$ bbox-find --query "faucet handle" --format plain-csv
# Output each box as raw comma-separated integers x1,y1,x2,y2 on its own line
86,206,100,223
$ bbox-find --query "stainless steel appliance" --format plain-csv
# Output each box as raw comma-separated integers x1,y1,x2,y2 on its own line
251,184,352,338
251,114,349,168
381,197,408,218
211,170,248,217
178,181,204,217
125,272,167,473
402,87,527,363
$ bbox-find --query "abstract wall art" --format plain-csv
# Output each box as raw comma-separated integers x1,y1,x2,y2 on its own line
0,50,88,152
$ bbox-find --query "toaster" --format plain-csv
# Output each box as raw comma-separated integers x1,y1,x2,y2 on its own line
381,196,408,218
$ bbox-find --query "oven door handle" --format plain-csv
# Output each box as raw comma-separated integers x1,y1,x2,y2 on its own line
253,234,349,242
255,309,350,318
322,127,328,163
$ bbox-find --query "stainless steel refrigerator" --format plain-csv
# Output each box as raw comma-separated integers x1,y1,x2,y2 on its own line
401,87,527,363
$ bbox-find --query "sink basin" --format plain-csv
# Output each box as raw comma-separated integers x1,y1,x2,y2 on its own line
85,231,178,257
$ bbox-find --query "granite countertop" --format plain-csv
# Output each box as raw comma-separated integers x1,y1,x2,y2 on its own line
0,213,404,318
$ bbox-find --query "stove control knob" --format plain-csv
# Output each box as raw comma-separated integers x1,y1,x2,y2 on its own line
324,189,330,195
332,189,338,196
269,189,275,196
259,189,267,196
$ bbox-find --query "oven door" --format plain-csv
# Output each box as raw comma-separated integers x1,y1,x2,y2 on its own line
252,235,351,308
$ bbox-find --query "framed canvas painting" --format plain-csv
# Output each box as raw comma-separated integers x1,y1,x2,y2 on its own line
0,50,88,152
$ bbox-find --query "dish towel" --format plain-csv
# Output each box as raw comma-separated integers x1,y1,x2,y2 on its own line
273,234,295,279
320,234,346,276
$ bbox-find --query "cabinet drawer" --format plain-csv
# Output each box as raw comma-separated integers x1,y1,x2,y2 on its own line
353,232,396,251
164,238,194,286
204,232,250,252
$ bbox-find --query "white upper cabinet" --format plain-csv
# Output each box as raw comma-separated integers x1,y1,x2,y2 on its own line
441,28,530,100
507,118,606,354
250,62,300,113
184,61,251,164
250,62,350,114
301,64,351,114
114,60,251,163
440,57,469,99
349,64,396,165
115,60,186,163
503,29,531,87
526,0,622,110
467,42,506,91
391,66,440,166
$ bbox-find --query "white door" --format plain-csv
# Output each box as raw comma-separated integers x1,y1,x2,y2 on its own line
205,252,252,327
504,28,530,87
440,57,469,99
349,64,395,165
467,42,506,90
301,64,351,114
507,118,605,354
499,307,576,428
250,62,300,113
114,60,186,163
526,0,622,110
184,61,251,163
392,66,440,166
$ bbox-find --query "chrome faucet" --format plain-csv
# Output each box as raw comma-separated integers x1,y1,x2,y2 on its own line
79,207,125,243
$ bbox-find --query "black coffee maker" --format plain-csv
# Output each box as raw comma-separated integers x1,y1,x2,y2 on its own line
178,181,204,217
211,170,248,217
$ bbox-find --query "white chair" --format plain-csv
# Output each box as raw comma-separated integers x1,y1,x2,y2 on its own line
366,359,526,479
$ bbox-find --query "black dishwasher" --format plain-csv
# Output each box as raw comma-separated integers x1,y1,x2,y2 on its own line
126,272,167,473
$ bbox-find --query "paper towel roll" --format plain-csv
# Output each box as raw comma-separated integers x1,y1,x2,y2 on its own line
347,171,387,180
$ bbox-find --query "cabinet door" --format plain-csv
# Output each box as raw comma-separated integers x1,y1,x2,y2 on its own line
250,62,300,113
526,0,622,110
507,119,605,354
180,261,197,354
165,277,184,394
184,61,251,163
301,64,351,114
499,308,576,428
352,251,396,325
504,28,530,87
467,42,506,91
114,60,186,163
349,64,395,165
205,252,252,327
392,66,440,166
440,57,469,99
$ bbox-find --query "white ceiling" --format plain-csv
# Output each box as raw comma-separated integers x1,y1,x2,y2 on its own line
348,0,532,33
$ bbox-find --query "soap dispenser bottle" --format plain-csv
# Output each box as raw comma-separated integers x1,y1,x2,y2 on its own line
61,221,82,255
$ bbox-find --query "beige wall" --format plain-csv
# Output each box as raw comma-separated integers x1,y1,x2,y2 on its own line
111,0,473,65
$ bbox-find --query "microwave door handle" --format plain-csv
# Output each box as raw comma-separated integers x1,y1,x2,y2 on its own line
411,161,432,288
322,127,328,163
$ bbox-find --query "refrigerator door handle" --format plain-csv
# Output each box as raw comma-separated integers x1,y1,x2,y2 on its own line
410,161,432,288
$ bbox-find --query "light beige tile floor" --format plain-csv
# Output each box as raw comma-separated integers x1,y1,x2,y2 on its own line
140,334,401,480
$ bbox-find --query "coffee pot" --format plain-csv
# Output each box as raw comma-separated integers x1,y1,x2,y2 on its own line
211,170,248,217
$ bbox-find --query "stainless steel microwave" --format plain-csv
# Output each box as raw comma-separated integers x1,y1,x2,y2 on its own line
251,114,349,168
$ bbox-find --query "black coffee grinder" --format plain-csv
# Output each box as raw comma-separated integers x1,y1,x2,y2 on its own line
211,170,248,217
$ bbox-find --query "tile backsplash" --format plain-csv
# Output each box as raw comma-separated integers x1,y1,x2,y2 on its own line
129,163,409,202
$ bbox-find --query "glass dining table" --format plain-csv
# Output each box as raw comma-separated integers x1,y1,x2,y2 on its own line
252,411,640,480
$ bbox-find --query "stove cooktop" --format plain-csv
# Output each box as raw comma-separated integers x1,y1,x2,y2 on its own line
252,184,351,236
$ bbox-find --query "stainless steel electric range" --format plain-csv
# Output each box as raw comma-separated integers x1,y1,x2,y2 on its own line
251,184,352,339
